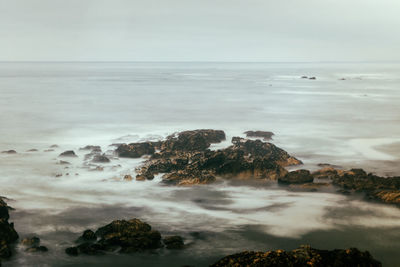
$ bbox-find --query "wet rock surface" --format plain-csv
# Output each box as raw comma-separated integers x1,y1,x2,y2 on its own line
65,219,184,256
0,198,19,260
278,170,313,184
130,130,301,185
244,131,274,140
210,245,381,267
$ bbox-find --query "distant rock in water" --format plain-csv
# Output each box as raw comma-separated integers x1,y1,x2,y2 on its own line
163,236,184,249
278,169,313,184
65,219,184,256
26,149,38,152
211,245,381,267
50,144,59,148
0,198,19,260
309,77,317,80
21,236,48,253
244,131,274,140
134,130,302,186
79,145,102,153
1,150,16,154
59,150,77,157
91,154,110,163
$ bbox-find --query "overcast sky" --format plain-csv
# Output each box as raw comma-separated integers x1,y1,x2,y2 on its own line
1,0,399,62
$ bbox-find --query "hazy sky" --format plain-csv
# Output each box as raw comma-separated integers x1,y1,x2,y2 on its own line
1,0,399,62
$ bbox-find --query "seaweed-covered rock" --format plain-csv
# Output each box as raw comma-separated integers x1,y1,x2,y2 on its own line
59,150,77,157
0,198,19,259
211,245,381,267
116,143,156,158
278,170,313,184
134,132,301,186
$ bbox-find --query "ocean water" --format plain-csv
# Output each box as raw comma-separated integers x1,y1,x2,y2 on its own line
0,62,400,266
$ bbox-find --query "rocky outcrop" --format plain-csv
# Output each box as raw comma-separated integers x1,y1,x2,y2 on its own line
65,219,184,256
0,198,19,260
278,170,313,184
244,131,274,140
134,133,301,185
116,143,157,158
210,245,381,267
59,150,77,157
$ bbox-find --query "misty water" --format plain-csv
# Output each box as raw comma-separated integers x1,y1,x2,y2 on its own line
1,62,400,266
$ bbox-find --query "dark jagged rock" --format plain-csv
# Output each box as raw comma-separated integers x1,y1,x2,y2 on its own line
163,236,184,249
59,150,77,157
1,150,16,154
66,219,164,256
278,169,313,184
244,131,274,140
91,154,110,163
116,143,156,158
161,129,226,152
0,198,19,259
134,132,301,185
210,245,381,267
77,230,97,242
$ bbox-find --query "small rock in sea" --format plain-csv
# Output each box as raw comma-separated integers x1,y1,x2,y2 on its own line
90,166,104,172
50,144,59,148
44,149,54,152
339,78,346,80
124,175,133,181
26,246,48,253
58,160,71,165
135,175,146,181
55,174,62,177
163,236,184,249
1,150,17,154
59,150,77,157
309,77,316,80
26,149,38,152
317,163,341,169
75,173,79,176
21,237,40,247
91,154,110,163
301,76,308,79
79,145,102,153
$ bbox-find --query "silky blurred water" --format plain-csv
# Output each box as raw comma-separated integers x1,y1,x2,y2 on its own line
0,62,400,266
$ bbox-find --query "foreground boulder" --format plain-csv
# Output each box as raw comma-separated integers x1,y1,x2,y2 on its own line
0,198,19,260
135,132,301,185
210,245,381,267
66,219,183,256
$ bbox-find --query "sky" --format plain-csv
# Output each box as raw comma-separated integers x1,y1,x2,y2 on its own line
0,0,400,62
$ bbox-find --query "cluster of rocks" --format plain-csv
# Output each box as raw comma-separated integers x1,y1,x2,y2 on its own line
20,236,48,253
115,130,302,185
278,167,400,205
0,198,19,263
65,218,184,256
211,245,381,267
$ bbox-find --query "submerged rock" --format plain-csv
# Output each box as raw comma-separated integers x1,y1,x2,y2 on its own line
163,236,184,249
211,245,381,267
91,154,110,163
59,150,77,157
1,150,16,154
0,198,19,259
26,149,38,152
21,237,40,247
80,145,102,153
278,169,313,184
244,131,274,140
